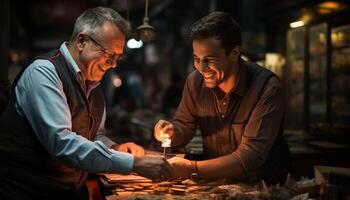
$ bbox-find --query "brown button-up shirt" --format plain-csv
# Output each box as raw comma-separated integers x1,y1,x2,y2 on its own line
171,60,286,176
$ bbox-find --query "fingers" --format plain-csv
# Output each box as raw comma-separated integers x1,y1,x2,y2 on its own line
127,143,145,156
116,145,128,152
161,158,173,179
167,157,178,164
152,158,173,181
167,158,192,180
116,143,145,156
133,155,173,181
129,147,145,157
154,120,174,141
158,119,170,127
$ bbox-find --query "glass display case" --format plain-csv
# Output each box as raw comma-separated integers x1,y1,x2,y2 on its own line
331,24,350,125
285,27,305,130
309,23,327,124
286,21,350,140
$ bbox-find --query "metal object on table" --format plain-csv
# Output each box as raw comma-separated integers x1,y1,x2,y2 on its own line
160,130,171,157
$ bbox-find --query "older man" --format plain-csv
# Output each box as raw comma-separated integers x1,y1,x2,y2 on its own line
0,7,171,199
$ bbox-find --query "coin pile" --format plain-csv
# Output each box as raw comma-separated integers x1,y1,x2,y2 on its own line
110,178,299,200
114,179,222,196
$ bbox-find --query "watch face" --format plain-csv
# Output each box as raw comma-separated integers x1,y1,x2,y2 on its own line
191,172,199,180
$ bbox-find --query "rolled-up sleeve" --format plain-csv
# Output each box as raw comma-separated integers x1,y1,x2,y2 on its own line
171,76,198,147
233,77,285,172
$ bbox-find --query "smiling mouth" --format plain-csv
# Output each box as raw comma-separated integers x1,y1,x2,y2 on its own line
99,65,107,72
202,72,215,79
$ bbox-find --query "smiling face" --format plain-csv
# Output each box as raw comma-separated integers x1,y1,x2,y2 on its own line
77,21,125,82
193,37,239,92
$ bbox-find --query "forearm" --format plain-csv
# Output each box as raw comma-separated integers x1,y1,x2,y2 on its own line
170,122,195,147
170,76,198,147
54,133,133,173
197,153,246,180
94,133,116,148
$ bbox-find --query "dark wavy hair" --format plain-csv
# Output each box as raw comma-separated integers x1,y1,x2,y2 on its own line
190,12,241,54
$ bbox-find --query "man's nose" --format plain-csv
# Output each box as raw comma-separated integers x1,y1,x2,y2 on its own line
198,61,208,71
106,58,118,68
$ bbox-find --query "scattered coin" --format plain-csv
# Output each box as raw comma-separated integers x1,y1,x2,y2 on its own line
158,181,174,186
139,183,154,187
133,185,144,190
170,187,186,194
154,187,168,193
120,184,134,188
186,186,201,193
181,179,197,186
172,184,187,188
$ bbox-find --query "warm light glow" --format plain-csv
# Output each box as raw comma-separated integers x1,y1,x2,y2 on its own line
112,74,122,88
318,1,347,14
318,1,341,9
127,38,143,49
137,26,156,42
290,21,305,28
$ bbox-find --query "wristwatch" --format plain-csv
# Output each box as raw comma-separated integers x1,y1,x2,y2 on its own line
190,161,199,180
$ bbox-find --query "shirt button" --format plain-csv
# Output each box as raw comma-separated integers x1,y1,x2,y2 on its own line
221,114,225,118
223,102,226,106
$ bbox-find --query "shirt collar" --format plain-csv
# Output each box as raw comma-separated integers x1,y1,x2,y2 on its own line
59,42,81,76
59,42,100,95
209,59,247,98
231,59,247,97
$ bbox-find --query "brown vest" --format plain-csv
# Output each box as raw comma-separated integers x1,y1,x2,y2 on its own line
0,49,104,199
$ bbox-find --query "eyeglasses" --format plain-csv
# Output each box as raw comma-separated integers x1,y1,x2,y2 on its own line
85,34,124,63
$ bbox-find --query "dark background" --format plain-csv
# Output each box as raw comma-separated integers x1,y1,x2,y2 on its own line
1,0,350,179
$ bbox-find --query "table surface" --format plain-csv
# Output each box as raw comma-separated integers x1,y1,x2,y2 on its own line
100,177,300,200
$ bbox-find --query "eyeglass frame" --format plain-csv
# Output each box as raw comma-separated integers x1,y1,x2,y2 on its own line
84,34,124,62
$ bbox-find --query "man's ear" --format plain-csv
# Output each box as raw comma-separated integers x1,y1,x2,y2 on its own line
231,46,241,57
230,45,241,60
76,34,86,50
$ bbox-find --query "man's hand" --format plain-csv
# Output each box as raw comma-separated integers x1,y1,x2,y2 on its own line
113,142,145,157
133,156,173,181
154,120,174,141
167,157,192,180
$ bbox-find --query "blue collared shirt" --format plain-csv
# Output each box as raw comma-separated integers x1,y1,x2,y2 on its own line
14,43,133,173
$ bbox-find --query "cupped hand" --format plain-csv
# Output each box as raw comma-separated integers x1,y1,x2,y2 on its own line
154,120,174,141
167,157,192,180
114,142,145,157
133,155,173,181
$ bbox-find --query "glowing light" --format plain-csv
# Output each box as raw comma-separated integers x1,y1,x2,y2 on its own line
112,74,122,88
127,38,143,49
290,21,305,28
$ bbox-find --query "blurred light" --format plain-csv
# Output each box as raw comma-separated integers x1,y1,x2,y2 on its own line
127,38,143,49
290,21,305,28
317,1,347,14
265,53,285,78
241,54,249,61
318,1,342,10
112,74,122,88
136,20,156,42
9,50,19,62
136,0,156,42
